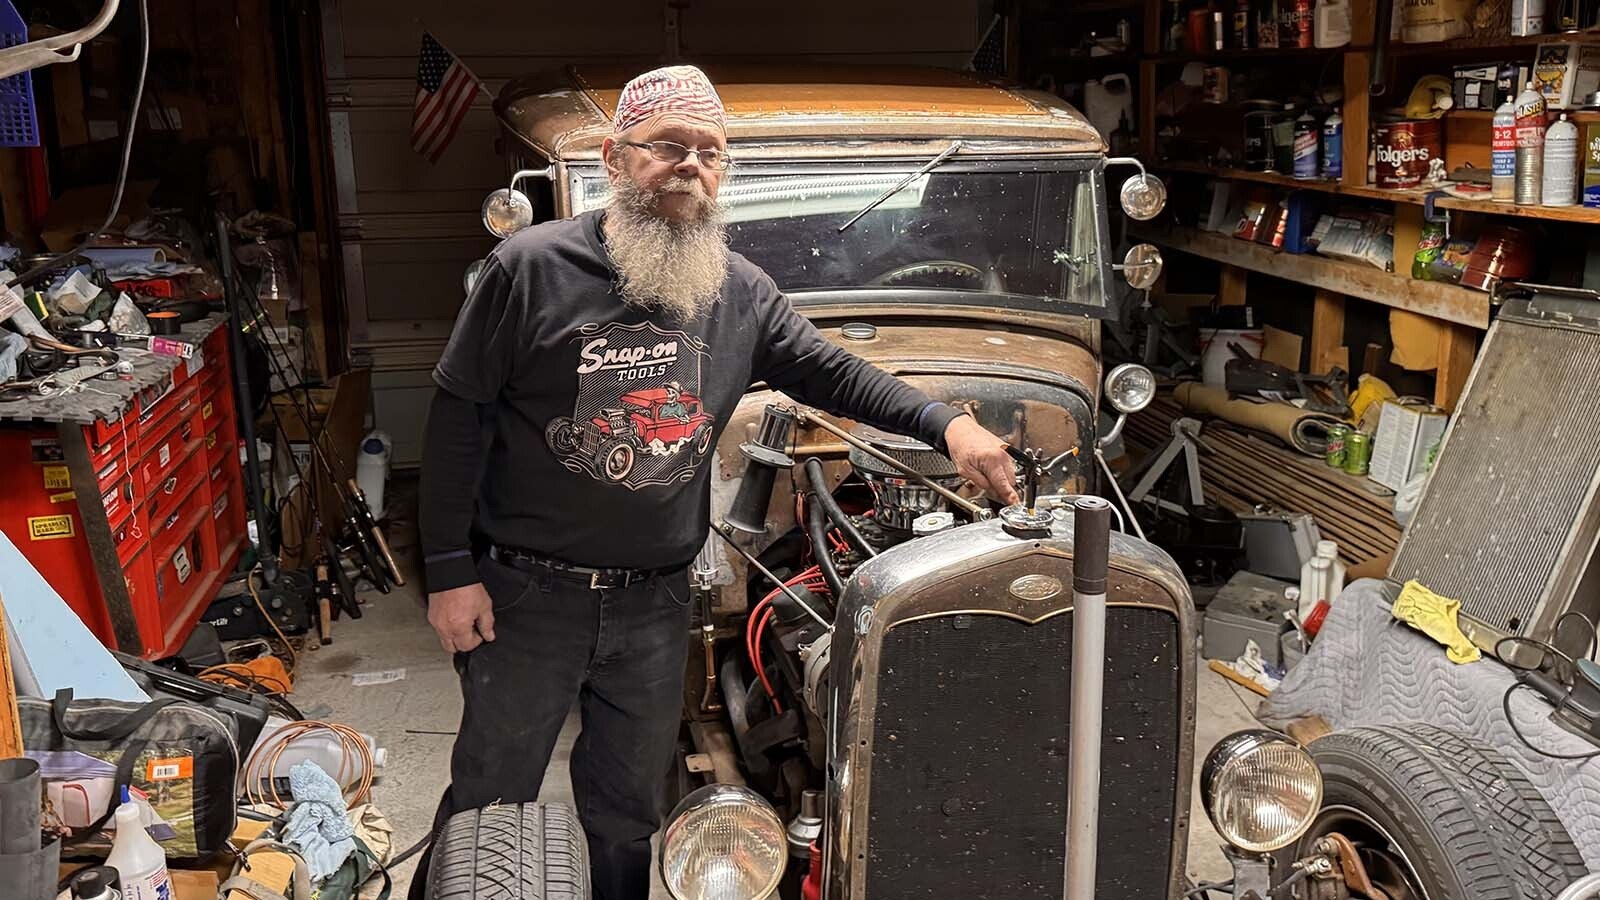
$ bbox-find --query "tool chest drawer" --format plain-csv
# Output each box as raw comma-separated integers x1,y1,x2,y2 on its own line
144,446,208,531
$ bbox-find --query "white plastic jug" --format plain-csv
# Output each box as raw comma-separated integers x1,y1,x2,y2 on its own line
1085,75,1134,146
355,430,392,519
1297,539,1347,618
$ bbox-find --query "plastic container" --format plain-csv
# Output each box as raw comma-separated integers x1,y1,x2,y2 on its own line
1321,111,1343,179
1492,99,1517,201
105,802,170,900
1297,539,1346,619
355,430,392,519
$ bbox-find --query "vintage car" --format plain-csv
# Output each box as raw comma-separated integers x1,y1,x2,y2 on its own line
427,66,1592,900
547,387,717,482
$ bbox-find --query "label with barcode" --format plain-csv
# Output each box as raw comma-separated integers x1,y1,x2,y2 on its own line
147,756,193,782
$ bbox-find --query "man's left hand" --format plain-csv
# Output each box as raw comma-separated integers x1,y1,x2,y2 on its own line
944,415,1022,506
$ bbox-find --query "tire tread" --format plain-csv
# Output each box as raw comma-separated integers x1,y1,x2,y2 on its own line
426,802,589,900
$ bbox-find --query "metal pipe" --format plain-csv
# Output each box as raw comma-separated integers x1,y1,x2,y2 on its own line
803,458,878,559
712,522,833,631
1065,497,1112,900
0,0,119,80
0,757,41,855
796,411,986,519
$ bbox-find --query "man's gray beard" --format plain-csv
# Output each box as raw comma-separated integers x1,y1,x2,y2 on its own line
605,174,729,321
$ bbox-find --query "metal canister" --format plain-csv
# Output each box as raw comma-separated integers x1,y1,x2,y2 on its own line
1343,431,1372,476
1325,424,1350,468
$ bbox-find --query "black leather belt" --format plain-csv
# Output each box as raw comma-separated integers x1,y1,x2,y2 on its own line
488,545,670,590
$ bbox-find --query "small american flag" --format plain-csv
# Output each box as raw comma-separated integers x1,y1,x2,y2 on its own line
412,32,482,164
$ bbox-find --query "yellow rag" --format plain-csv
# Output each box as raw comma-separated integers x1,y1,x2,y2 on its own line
1392,580,1481,664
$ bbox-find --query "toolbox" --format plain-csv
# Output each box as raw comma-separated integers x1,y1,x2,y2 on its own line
1202,570,1299,667
0,321,246,659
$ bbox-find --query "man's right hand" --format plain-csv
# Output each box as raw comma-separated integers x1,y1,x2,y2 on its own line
428,583,496,653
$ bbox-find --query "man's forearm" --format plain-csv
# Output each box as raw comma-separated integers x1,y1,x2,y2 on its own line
776,345,963,450
419,387,489,593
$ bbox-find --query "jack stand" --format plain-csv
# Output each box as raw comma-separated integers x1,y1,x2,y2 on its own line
1125,417,1206,515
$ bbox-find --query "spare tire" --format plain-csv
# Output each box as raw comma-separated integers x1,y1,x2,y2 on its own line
1297,724,1585,900
426,802,589,900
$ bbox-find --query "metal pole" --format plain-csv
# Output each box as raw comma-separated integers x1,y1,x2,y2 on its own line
795,411,987,519
1065,497,1111,900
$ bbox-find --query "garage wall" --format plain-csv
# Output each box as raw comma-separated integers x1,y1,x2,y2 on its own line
320,0,986,464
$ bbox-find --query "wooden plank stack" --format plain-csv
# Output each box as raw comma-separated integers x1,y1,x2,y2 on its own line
1124,394,1401,566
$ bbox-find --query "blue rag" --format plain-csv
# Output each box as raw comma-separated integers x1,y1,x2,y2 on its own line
283,759,357,883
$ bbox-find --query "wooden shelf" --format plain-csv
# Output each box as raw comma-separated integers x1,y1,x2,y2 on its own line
1389,31,1600,56
1160,161,1600,225
1128,223,1491,328
1148,47,1342,63
1449,109,1600,122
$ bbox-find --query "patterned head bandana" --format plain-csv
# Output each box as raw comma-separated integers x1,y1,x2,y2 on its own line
613,65,726,135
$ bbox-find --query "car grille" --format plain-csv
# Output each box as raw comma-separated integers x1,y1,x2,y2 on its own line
866,606,1181,899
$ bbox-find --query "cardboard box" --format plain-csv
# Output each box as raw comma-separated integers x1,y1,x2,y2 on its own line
1535,42,1600,109
1371,401,1449,491
1453,64,1504,110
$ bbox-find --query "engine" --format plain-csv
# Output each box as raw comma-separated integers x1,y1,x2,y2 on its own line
717,421,974,825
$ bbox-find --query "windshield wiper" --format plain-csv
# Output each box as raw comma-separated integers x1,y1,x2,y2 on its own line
836,140,964,233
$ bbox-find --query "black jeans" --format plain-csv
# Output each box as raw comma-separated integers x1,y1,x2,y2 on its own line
409,555,692,900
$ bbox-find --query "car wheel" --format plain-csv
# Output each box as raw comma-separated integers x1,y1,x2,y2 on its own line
1293,724,1585,900
693,423,714,455
426,802,588,900
599,441,635,482
545,417,580,455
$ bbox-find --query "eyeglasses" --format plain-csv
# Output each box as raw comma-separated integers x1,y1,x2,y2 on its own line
621,139,733,171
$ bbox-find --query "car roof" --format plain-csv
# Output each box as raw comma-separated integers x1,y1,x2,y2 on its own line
494,64,1105,163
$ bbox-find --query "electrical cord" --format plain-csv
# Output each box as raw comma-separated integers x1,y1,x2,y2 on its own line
247,564,299,676
1501,683,1600,761
1556,611,1598,662
1494,634,1600,761
7,0,149,290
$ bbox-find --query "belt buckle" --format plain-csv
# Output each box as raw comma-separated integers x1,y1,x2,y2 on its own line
590,571,617,590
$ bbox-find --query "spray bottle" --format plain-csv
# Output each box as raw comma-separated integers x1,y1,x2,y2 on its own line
104,796,172,900
1492,98,1517,201
1515,81,1547,205
1321,110,1343,179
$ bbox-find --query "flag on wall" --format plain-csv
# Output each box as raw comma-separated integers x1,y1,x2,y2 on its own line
412,32,482,163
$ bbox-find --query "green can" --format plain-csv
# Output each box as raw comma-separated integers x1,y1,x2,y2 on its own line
1343,431,1372,476
1325,424,1351,468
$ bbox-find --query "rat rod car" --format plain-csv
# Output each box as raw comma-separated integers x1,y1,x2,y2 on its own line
427,66,1591,900
547,387,717,482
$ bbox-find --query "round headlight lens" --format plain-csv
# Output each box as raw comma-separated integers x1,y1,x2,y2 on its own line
1201,730,1323,853
660,785,787,900
1104,363,1156,414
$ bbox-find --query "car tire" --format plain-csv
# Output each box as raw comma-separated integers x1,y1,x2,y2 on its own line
545,417,580,455
1372,722,1588,898
693,423,713,455
426,802,589,900
599,441,635,482
1297,725,1584,900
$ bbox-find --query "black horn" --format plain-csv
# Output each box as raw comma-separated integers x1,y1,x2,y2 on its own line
723,405,797,535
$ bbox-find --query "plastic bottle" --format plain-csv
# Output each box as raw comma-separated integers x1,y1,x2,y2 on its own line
1297,539,1347,619
1543,113,1580,206
1492,99,1517,201
1515,81,1547,205
355,430,392,519
1293,109,1320,179
68,866,122,900
1321,110,1343,179
1315,0,1352,46
1316,539,1347,599
105,802,171,900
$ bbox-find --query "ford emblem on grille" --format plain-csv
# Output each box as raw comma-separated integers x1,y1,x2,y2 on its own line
1009,573,1063,602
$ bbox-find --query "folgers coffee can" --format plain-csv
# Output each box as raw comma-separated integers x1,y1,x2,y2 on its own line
1325,424,1350,468
1373,119,1442,189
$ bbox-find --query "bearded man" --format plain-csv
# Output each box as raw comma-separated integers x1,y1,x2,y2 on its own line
415,65,1019,900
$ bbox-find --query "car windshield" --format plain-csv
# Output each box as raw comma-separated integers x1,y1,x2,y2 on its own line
570,159,1111,309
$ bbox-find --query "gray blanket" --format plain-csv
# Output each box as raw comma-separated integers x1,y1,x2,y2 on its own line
1260,578,1600,871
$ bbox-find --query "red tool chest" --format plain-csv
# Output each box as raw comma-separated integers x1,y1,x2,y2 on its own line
0,323,247,659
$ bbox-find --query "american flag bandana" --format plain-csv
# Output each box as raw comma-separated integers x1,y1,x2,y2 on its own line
612,65,726,135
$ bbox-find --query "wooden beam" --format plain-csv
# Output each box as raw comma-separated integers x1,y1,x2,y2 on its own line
59,424,142,655
1219,264,1248,306
1311,290,1346,374
0,150,33,251
0,593,21,759
1342,52,1371,188
1434,322,1479,411
1139,59,1157,158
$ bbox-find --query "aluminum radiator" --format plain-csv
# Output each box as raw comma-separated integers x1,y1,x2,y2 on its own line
1388,292,1600,659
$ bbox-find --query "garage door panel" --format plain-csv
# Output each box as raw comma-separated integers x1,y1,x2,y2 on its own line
357,238,496,322
683,0,975,55
343,107,506,195
336,0,664,58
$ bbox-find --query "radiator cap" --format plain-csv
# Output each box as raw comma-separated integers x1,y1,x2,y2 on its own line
999,504,1054,538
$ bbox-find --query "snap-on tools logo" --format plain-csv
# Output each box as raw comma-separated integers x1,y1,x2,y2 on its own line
545,321,716,489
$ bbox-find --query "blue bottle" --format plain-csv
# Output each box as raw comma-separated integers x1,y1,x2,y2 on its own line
1321,111,1343,180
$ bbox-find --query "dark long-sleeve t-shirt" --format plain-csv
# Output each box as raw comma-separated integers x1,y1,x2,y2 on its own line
419,209,961,593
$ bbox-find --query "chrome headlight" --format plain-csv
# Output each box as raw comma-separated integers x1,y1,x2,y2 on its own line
1201,729,1323,853
1104,363,1156,414
659,784,787,900
481,187,534,238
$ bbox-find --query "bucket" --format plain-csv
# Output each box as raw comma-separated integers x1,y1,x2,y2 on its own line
1198,328,1264,387
355,430,392,519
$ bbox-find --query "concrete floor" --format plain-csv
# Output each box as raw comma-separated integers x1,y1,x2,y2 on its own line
289,580,1256,896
